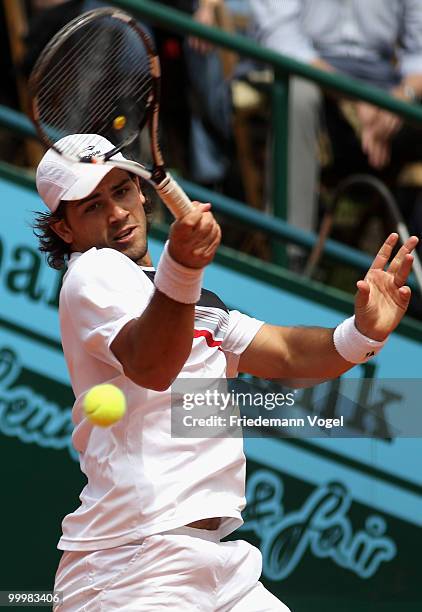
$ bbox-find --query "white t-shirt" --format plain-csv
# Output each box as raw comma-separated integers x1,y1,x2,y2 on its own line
58,247,264,551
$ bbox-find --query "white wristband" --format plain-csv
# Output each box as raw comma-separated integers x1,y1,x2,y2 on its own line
154,242,203,304
333,316,387,364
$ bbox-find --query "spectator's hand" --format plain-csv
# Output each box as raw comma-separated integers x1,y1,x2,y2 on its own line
372,110,402,141
355,101,379,128
361,128,391,169
370,84,418,140
356,99,402,143
168,203,221,269
310,58,335,73
356,102,395,169
188,4,216,54
354,233,418,341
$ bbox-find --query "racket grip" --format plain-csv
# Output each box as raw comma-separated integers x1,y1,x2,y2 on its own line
155,173,194,219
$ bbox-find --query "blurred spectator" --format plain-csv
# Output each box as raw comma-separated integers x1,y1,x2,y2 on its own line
249,0,422,260
164,0,248,193
184,0,234,187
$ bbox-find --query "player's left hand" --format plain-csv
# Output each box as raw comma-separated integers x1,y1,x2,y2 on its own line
354,233,419,341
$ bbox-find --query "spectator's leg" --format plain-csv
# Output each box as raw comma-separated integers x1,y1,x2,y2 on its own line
185,46,232,184
185,47,232,140
288,78,322,234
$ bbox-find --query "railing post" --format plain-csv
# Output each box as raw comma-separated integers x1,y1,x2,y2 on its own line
271,71,290,266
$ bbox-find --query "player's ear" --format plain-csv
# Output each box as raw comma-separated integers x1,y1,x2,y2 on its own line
50,217,73,244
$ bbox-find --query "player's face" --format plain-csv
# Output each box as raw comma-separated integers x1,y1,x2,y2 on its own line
53,169,150,265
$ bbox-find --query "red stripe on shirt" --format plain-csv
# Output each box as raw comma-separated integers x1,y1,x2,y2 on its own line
194,329,223,347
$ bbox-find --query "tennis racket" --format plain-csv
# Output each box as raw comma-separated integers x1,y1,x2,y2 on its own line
28,6,194,219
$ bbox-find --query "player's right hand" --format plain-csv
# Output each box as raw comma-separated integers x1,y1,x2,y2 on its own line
168,202,221,269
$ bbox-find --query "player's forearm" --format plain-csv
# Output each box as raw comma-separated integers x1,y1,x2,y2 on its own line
276,326,352,382
239,324,352,385
112,290,195,391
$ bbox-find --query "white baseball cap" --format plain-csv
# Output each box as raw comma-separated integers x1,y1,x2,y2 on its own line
36,134,133,213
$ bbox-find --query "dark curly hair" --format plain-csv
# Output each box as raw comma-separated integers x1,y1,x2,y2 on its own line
33,201,72,270
33,175,154,270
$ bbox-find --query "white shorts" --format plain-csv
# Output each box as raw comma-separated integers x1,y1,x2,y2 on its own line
54,526,291,611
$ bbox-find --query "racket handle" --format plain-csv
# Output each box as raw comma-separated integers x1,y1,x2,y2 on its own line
155,173,194,219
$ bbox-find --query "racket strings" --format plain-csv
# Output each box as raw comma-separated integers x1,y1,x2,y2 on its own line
81,41,151,118
36,27,114,128
73,55,152,136
33,14,153,151
36,23,104,96
38,37,144,128
39,51,125,132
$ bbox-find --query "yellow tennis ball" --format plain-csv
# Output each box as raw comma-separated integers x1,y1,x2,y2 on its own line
113,115,127,130
84,384,126,427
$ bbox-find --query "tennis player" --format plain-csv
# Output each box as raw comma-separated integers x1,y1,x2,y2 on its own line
34,134,417,611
